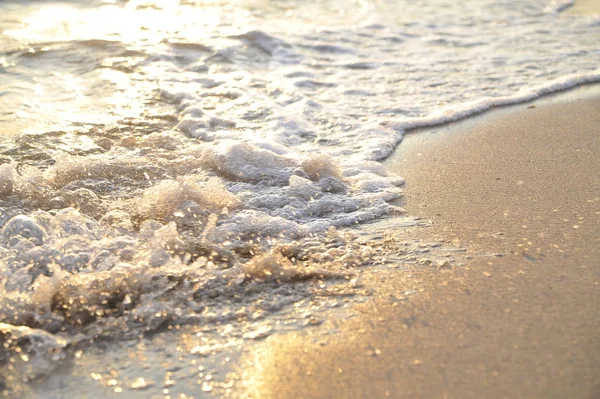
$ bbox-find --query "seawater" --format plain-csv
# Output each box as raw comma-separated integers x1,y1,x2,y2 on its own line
0,0,598,393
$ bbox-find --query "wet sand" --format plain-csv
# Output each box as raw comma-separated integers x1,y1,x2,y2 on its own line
238,89,600,398
569,0,600,15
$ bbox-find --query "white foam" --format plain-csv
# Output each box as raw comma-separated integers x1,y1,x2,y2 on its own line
134,176,239,223
396,71,600,133
200,141,298,183
0,163,14,198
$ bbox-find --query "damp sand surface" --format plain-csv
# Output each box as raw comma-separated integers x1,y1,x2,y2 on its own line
234,88,600,399
568,0,600,15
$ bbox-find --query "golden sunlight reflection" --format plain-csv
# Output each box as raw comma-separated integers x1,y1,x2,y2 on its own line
0,0,385,137
4,1,251,45
2,0,258,136
237,332,309,398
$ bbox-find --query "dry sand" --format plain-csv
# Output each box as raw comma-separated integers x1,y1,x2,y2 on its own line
238,89,600,398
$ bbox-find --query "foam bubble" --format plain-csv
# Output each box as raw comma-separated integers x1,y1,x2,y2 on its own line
0,323,67,382
134,176,239,223
301,154,343,181
201,141,298,184
0,164,14,198
1,216,47,247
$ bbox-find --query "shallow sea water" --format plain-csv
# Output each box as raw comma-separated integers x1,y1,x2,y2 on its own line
0,0,599,396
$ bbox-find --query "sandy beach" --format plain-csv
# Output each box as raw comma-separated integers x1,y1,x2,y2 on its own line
237,87,600,398
569,0,600,15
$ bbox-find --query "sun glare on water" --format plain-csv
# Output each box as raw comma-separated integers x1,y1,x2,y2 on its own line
4,1,242,44
1,0,258,136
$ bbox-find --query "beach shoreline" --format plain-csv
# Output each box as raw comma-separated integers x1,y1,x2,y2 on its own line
16,87,600,399
235,86,600,398
0,0,599,396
